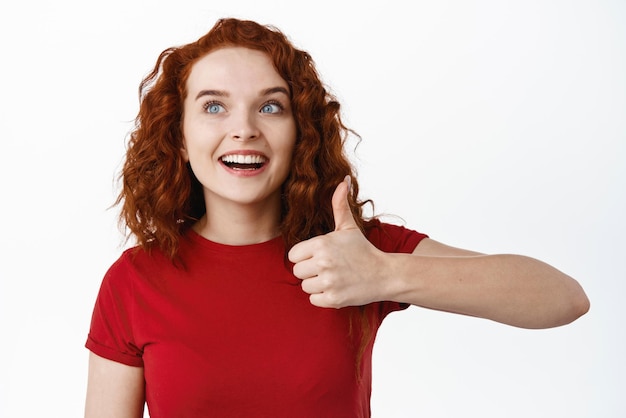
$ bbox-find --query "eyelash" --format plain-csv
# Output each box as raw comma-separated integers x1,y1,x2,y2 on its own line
202,101,224,114
201,100,286,114
261,100,285,114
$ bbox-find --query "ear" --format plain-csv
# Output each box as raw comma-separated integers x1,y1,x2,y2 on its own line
180,141,189,162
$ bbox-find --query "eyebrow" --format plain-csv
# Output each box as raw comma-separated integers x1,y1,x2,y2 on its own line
195,86,290,100
195,89,227,100
260,86,290,97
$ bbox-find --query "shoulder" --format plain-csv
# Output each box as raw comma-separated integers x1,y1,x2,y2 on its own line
364,218,429,254
108,245,156,272
102,244,173,287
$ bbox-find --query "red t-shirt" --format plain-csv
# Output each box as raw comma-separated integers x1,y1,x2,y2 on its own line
86,221,427,417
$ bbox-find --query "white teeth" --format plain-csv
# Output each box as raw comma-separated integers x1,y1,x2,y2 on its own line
221,154,266,164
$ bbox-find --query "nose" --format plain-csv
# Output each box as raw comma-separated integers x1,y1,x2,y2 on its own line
229,111,260,142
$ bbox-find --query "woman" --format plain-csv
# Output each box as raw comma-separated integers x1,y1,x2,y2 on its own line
84,18,589,418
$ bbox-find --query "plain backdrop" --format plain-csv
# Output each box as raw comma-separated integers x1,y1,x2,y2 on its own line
1,1,624,417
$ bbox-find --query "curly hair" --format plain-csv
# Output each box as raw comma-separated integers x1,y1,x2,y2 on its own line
118,17,373,260
116,17,384,372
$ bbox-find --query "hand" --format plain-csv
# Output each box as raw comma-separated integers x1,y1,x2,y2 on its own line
288,176,387,308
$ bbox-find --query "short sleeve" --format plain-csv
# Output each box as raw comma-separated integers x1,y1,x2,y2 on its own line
365,219,428,254
85,251,144,367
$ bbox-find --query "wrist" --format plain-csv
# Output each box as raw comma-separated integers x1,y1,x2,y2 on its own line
377,252,425,304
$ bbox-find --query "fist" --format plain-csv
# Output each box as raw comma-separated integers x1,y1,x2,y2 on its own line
288,176,385,308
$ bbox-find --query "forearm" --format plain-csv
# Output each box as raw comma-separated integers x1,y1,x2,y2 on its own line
382,252,590,329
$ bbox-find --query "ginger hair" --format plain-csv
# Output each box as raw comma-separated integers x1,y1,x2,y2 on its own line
117,17,382,372
118,17,372,260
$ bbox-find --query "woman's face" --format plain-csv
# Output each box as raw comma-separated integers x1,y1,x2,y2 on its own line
181,47,297,213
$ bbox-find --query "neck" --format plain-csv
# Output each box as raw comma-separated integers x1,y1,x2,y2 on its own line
193,197,282,246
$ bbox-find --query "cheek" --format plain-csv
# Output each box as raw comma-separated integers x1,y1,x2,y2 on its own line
284,123,297,156
181,125,210,163
280,135,297,168
180,111,203,157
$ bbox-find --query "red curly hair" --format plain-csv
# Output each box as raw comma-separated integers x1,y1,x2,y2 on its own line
117,17,384,374
118,17,373,260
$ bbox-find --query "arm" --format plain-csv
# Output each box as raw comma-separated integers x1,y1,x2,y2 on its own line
386,237,590,328
85,352,145,418
289,178,590,329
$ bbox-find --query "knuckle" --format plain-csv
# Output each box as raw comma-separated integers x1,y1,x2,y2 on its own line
316,254,337,271
319,275,337,292
324,291,344,309
311,238,326,251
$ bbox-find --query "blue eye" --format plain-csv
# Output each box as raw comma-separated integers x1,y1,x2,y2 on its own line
204,102,224,114
260,102,282,114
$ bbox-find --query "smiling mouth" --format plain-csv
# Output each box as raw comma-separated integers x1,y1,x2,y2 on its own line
220,154,267,170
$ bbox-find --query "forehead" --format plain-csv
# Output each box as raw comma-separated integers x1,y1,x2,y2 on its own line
186,47,288,91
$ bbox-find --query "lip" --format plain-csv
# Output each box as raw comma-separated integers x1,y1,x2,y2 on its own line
219,150,269,177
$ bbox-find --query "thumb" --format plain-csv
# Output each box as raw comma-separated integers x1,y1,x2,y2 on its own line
332,175,358,231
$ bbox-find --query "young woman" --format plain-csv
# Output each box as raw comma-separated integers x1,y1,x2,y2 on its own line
84,18,589,418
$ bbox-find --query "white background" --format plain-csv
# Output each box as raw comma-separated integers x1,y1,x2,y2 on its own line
1,1,624,417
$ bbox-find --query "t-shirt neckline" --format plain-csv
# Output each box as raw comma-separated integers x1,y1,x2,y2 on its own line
186,229,284,254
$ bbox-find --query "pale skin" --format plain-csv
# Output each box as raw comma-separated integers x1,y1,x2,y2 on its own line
180,48,297,246
85,355,144,418
289,176,590,329
85,179,590,418
85,46,590,417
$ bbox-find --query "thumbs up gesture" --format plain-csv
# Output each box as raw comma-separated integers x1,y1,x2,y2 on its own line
288,176,387,308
